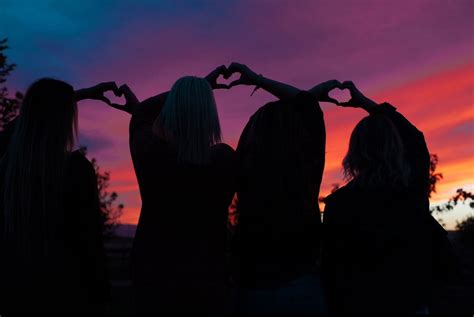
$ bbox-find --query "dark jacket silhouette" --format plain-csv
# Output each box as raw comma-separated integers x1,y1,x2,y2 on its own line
129,93,236,312
233,91,325,288
0,119,108,312
322,103,454,313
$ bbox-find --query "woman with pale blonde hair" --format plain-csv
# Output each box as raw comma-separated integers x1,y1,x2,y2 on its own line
153,76,223,165
107,67,236,313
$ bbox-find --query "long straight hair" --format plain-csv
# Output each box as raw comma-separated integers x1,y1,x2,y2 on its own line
2,78,78,258
343,114,410,189
153,76,222,165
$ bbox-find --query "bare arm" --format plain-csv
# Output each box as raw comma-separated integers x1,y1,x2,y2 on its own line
256,75,301,100
74,82,120,103
227,62,301,100
227,63,344,103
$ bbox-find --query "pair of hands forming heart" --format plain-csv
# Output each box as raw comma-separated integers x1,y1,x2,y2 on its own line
83,63,260,113
205,63,260,90
82,63,375,112
206,63,373,108
79,82,138,114
309,80,376,108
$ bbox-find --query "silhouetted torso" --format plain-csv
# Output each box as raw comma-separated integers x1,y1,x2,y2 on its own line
129,93,236,312
322,104,447,313
0,147,108,312
233,92,325,288
323,183,437,313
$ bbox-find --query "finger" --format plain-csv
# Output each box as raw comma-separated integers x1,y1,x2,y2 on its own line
325,79,341,87
323,97,339,104
342,81,356,90
223,67,233,79
97,96,111,105
101,82,120,94
206,66,223,80
216,65,227,74
342,80,354,86
108,103,126,110
120,84,140,104
226,62,243,77
337,99,358,107
343,81,364,99
225,64,237,79
324,81,344,92
112,83,122,96
99,82,121,97
332,80,344,89
228,79,244,88
214,84,229,89
119,84,132,95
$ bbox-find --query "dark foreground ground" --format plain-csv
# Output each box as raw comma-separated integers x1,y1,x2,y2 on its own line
105,232,474,314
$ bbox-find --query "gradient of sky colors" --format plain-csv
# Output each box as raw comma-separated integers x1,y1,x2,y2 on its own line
2,0,473,229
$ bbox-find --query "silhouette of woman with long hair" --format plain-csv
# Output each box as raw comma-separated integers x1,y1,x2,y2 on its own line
0,78,117,312
322,81,454,313
227,63,341,313
107,67,236,313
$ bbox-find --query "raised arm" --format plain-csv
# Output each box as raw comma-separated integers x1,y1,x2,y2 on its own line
227,62,301,100
74,82,120,104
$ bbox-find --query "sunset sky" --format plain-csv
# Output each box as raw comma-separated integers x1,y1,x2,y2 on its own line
2,0,473,229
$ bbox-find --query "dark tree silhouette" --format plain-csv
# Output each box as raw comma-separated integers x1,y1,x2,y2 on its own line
431,189,474,213
80,147,123,238
426,155,474,241
0,38,22,132
429,154,443,198
456,215,474,247
94,157,124,238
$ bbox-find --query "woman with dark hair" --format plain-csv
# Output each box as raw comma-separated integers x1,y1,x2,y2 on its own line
227,63,341,313
106,67,236,313
322,81,454,313
0,78,118,312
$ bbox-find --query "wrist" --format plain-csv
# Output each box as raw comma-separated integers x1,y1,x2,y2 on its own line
249,74,264,96
74,88,88,101
361,97,378,112
253,74,264,86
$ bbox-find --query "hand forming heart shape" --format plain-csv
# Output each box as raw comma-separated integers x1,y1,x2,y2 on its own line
94,64,363,112
85,82,122,105
106,84,139,114
205,65,230,90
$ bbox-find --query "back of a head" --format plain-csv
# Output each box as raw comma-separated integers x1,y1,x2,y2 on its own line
236,99,323,228
153,76,221,165
2,78,77,259
343,114,409,189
